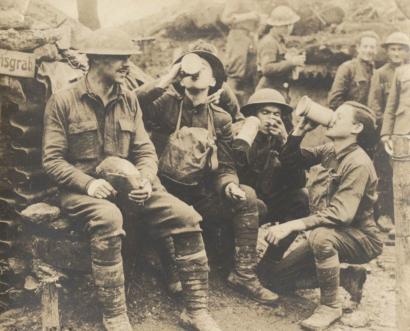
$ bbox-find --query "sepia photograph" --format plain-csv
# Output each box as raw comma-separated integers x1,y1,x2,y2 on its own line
0,0,409,330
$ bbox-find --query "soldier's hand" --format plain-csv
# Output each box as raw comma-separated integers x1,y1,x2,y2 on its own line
381,136,393,156
293,115,316,136
265,223,293,246
268,117,288,143
225,183,247,201
87,179,117,199
157,63,182,89
290,54,306,67
207,88,223,105
128,178,153,205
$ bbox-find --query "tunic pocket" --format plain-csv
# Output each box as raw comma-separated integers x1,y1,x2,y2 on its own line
117,118,135,157
67,121,99,160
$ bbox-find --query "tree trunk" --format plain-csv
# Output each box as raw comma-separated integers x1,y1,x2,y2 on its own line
76,0,100,30
392,136,410,331
41,282,60,331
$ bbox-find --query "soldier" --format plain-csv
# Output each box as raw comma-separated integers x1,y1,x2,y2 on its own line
368,32,410,227
221,0,260,106
260,102,383,330
328,31,380,110
136,50,278,305
256,6,305,101
42,29,221,331
233,89,310,262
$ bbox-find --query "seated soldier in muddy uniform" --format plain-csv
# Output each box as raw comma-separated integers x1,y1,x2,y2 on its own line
258,101,383,330
136,49,278,305
42,29,221,331
232,88,309,261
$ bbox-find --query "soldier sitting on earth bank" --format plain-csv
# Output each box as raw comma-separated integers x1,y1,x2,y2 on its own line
42,28,221,331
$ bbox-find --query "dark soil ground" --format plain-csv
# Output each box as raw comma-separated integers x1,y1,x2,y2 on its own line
0,230,396,331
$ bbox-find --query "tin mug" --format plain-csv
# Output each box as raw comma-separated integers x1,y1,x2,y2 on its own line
296,96,335,127
233,116,261,151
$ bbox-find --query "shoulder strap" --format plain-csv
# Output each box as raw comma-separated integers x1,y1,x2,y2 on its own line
207,103,217,139
175,100,184,132
207,103,219,171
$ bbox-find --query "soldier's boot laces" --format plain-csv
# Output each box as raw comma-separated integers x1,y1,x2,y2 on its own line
340,265,367,304
228,246,279,304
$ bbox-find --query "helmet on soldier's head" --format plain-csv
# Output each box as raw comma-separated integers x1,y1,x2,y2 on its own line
241,88,293,117
265,6,300,27
382,32,410,49
76,28,141,55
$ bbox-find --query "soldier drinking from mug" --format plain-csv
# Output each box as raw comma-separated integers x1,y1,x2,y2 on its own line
136,50,278,306
233,89,310,263
259,101,383,330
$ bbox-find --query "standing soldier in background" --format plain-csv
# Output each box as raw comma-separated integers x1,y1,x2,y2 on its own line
221,0,260,106
368,32,410,228
256,6,305,102
328,31,379,110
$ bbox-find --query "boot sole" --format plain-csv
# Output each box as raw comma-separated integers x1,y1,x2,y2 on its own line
226,279,279,305
300,316,341,331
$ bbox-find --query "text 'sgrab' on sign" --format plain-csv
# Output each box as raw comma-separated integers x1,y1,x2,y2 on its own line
0,49,36,78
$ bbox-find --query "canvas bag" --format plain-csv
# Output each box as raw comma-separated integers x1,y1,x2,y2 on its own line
159,101,218,186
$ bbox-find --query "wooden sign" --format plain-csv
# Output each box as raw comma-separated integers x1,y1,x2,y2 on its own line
0,49,35,78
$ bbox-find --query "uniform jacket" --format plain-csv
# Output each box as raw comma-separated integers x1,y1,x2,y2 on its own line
256,34,294,92
381,63,410,136
42,77,158,193
234,131,306,201
136,84,240,194
368,62,398,126
328,58,374,110
280,135,378,233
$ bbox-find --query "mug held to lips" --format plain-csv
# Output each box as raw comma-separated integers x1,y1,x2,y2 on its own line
233,116,261,151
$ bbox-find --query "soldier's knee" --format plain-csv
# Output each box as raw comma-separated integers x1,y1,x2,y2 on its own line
88,202,124,240
308,228,336,260
235,185,258,211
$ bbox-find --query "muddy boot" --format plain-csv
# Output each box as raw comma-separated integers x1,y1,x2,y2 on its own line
228,246,279,305
93,263,132,331
157,236,182,295
174,233,221,331
300,305,342,331
301,255,342,330
340,265,367,304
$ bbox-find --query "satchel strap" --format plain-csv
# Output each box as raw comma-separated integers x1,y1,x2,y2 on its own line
175,100,217,140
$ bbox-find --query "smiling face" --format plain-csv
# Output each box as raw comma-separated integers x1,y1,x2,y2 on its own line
93,55,131,84
325,105,363,140
386,44,409,65
180,58,216,95
357,36,378,62
256,105,283,134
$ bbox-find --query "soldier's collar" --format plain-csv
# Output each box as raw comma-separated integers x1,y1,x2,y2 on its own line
79,76,125,102
335,143,359,161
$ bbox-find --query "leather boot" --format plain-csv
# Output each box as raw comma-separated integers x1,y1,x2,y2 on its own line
340,265,367,304
93,262,132,331
228,245,279,304
301,256,342,330
174,233,221,331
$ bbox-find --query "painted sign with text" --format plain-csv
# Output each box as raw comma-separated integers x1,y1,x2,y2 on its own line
0,49,35,78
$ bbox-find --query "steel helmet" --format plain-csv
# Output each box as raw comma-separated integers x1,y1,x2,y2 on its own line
241,88,293,116
265,6,300,27
382,32,410,49
76,28,141,55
